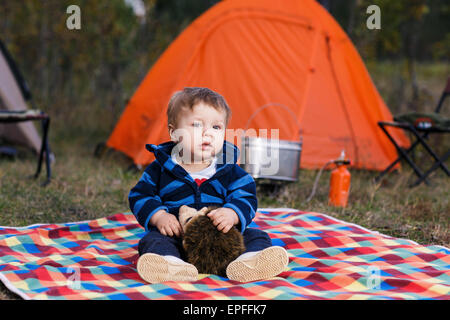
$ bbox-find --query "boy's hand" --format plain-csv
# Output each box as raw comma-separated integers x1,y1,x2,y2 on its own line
207,207,239,234
150,209,183,237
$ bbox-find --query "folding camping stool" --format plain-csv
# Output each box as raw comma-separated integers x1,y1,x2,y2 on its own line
376,77,450,187
0,109,51,186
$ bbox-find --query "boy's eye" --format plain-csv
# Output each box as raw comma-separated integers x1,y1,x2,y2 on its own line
213,125,222,130
192,122,202,127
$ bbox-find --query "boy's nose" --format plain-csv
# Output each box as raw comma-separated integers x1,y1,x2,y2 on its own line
203,127,214,137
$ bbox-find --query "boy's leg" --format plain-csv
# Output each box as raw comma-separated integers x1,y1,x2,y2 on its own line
242,228,272,253
226,228,288,283
138,227,184,257
137,228,198,283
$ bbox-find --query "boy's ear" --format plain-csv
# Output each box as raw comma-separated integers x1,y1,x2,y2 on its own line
168,124,177,142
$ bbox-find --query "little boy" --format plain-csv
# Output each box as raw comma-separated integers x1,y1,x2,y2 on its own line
129,87,288,283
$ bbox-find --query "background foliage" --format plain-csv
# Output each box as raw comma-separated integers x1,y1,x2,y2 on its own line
1,0,448,145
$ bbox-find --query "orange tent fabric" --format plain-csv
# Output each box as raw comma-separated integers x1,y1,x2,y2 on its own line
107,0,409,170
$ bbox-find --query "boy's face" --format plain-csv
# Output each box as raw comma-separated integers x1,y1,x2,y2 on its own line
170,102,226,163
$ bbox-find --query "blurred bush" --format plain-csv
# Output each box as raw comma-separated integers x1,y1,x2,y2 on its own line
0,0,448,143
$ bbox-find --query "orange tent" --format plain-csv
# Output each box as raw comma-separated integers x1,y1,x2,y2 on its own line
107,0,409,170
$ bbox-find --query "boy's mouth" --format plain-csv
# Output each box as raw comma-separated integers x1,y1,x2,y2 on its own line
201,142,212,150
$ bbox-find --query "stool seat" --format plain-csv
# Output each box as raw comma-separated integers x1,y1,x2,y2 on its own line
0,109,46,120
394,112,450,133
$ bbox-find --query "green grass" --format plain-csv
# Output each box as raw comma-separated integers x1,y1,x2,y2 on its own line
1,61,449,300
258,169,449,247
1,141,448,248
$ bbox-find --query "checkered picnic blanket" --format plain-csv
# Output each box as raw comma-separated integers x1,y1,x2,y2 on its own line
0,209,449,300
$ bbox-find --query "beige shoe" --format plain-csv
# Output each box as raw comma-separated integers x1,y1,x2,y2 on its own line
137,253,198,283
226,246,289,283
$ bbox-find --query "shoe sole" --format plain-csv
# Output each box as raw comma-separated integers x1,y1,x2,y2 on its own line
137,253,198,283
226,246,289,283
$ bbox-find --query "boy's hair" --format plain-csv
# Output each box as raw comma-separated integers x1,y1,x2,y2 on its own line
167,87,231,127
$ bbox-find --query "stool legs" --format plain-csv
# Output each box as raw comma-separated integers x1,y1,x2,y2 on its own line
376,121,449,187
376,122,430,185
410,150,450,187
34,117,51,186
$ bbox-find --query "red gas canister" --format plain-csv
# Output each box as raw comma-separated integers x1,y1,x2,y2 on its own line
328,152,351,207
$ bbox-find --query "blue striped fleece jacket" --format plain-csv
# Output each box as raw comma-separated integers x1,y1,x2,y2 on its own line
128,141,257,233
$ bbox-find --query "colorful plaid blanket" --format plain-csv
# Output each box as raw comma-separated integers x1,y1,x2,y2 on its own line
0,209,449,300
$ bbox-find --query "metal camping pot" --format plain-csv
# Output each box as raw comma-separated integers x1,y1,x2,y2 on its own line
240,103,302,182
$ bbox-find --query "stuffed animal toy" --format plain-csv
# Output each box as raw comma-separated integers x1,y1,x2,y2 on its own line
178,205,245,277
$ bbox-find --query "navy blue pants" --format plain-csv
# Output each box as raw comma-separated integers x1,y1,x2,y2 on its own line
138,227,272,260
